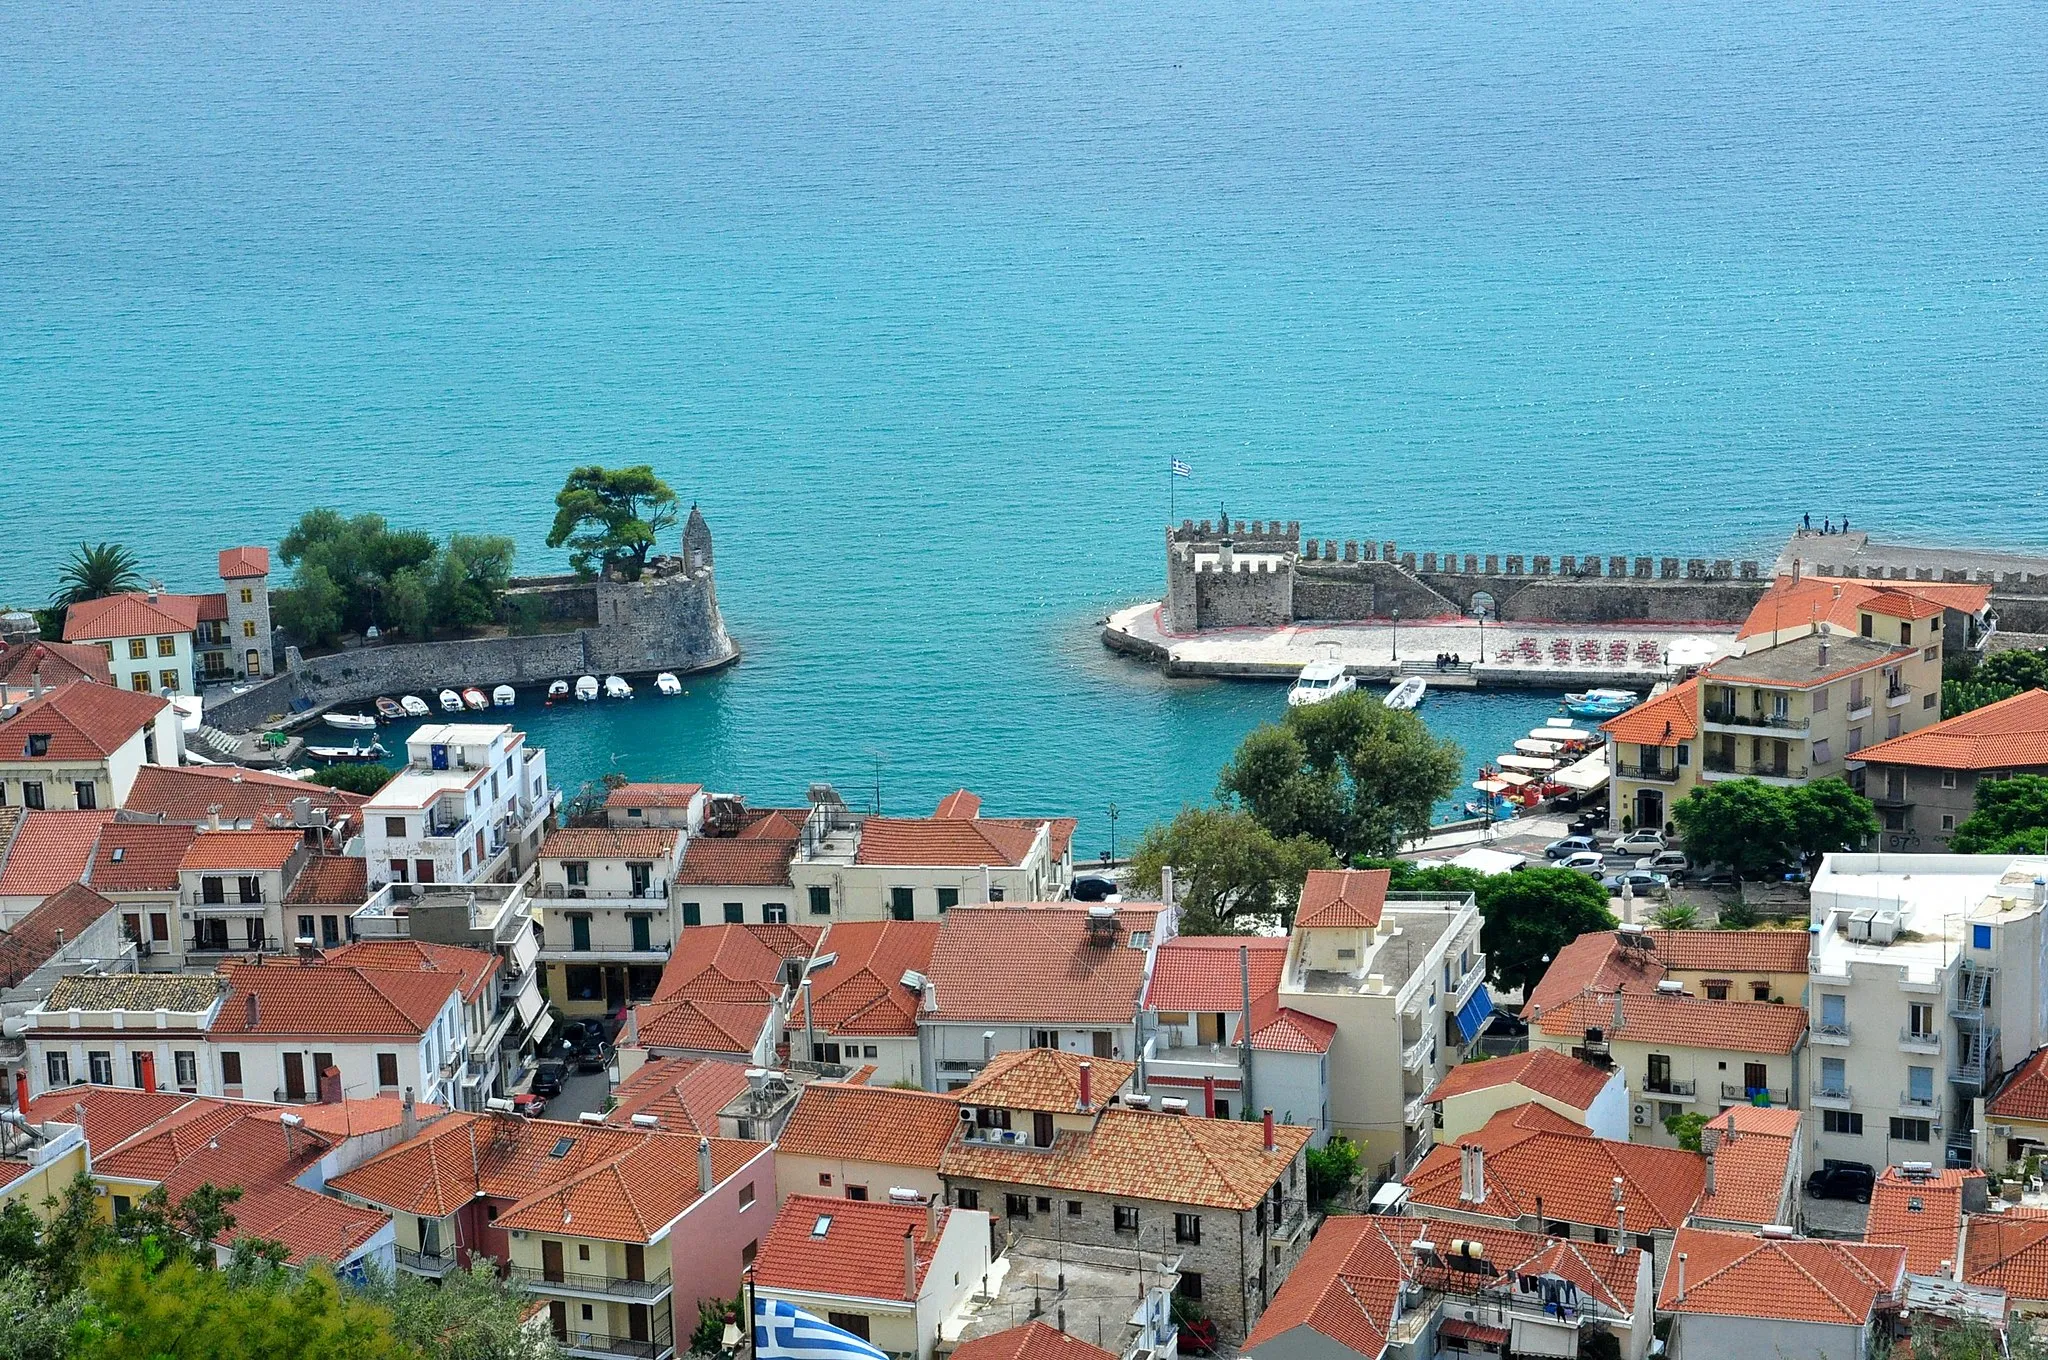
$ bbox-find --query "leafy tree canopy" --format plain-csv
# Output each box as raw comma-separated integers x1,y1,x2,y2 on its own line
1662,1111,1708,1151
73,1254,405,1360
305,764,398,796
52,543,144,610
1126,806,1336,934
275,510,514,646
1943,646,2048,720
1673,777,1874,875
1219,692,1463,861
1473,867,1616,996
546,465,680,581
1951,774,2048,855
371,1259,562,1360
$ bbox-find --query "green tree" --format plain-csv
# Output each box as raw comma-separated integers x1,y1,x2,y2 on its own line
689,1291,744,1357
38,1171,112,1297
1649,903,1699,929
1671,779,1798,877
275,509,504,644
1476,867,1616,995
1951,774,2048,854
275,561,347,646
1943,647,2048,719
1910,1314,2048,1360
52,542,144,609
1218,692,1463,860
0,1266,82,1360
1125,806,1336,934
1783,778,1879,864
1662,1111,1708,1151
0,1200,40,1276
376,1259,562,1360
306,764,397,796
546,466,680,581
433,534,517,631
74,1253,406,1360
1304,1136,1361,1207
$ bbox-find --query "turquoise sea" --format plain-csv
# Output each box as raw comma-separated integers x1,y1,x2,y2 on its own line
4,0,2046,851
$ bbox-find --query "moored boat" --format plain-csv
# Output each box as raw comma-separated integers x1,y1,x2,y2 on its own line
655,672,682,696
1564,688,1636,720
375,696,404,722
462,687,489,711
306,740,389,763
400,694,431,718
547,679,570,701
492,685,516,708
603,675,634,699
1383,677,1427,711
438,689,464,713
1287,660,1355,707
574,676,599,702
323,711,377,732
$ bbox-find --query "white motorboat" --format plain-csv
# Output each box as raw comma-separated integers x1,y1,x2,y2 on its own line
323,711,378,732
462,687,489,712
574,676,600,702
493,685,516,708
400,694,431,717
655,672,682,696
438,689,465,713
307,740,389,763
1383,677,1427,711
604,675,634,699
547,680,570,701
1287,660,1356,707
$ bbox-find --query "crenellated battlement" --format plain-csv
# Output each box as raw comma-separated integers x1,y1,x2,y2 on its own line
1296,536,1763,582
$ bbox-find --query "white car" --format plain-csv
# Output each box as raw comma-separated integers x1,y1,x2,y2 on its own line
1558,851,1606,874
1636,851,1690,876
1610,830,1666,856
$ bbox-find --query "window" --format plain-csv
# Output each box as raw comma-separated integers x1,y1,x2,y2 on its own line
889,887,915,920
153,635,175,657
1066,1200,1082,1217
740,1240,757,1267
1813,738,1834,765
1909,1002,1934,1038
1704,982,1729,1001
723,902,744,924
1820,1056,1847,1096
219,1051,243,1086
956,1189,979,1211
682,901,701,926
1177,1272,1203,1302
564,861,589,888
1813,686,1829,713
1174,1213,1202,1244
297,914,317,943
73,780,97,810
1823,1109,1863,1135
149,912,169,943
1860,614,1874,639
128,638,148,660
1820,992,1846,1030
1941,814,1956,832
47,1053,69,1086
826,1314,870,1343
937,887,959,913
1006,1194,1031,1219
1752,982,1771,1002
1032,1029,1059,1050
1942,771,1959,790
242,620,257,638
1924,692,1938,710
1975,924,1993,950
808,885,832,916
88,1051,113,1085
377,1053,399,1089
22,781,44,810
763,902,788,924
1891,1117,1932,1143
738,1183,756,1209
383,816,407,838
1676,742,1690,766
240,587,254,605
1113,1205,1139,1233
157,668,179,693
1035,1196,1052,1214
988,886,1005,901
1908,1066,1935,1106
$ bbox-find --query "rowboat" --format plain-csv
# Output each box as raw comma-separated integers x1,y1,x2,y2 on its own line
493,685,516,708
655,672,682,696
375,697,405,722
462,687,489,711
604,675,634,699
1383,677,1427,711
574,676,599,702
438,689,464,713
400,695,431,717
548,680,570,701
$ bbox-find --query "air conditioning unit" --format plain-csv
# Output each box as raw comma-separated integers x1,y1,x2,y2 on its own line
1870,911,1901,944
1848,909,1877,942
1632,1102,1651,1127
1993,1125,2014,1139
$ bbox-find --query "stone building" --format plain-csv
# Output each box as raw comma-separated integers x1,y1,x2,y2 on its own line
1856,688,2048,852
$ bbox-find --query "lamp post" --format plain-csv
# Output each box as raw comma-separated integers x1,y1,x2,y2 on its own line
1477,606,1487,664
1391,608,1400,664
1107,803,1121,865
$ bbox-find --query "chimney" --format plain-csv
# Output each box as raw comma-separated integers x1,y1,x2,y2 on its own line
1614,1203,1626,1254
208,804,222,832
925,1197,939,1243
1263,1108,1275,1153
1676,1251,1688,1302
138,1052,157,1093
1611,988,1625,1032
1161,865,1177,909
1078,1060,1093,1111
13,1072,28,1111
1726,1109,1738,1143
28,667,40,701
1459,1144,1487,1204
147,581,160,603
401,1087,418,1141
981,1031,996,1065
801,979,816,1064
1202,1073,1215,1118
246,993,260,1029
697,1136,714,1194
1704,1150,1715,1198
903,1228,918,1300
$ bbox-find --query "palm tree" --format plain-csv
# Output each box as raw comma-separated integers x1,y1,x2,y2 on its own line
52,542,144,609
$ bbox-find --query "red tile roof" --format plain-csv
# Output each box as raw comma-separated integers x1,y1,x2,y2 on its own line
606,783,703,809
218,547,271,579
1405,1103,1706,1232
791,920,940,1037
179,829,303,872
1738,575,1985,643
942,1106,1308,1211
212,956,465,1040
1602,678,1701,746
285,855,368,906
539,826,681,860
1866,1168,1973,1276
1858,688,2048,772
1990,1047,2048,1123
855,817,1042,868
1295,869,1389,929
925,907,1152,1026
1536,987,1807,1055
0,683,166,760
653,924,820,1004
1142,935,1337,1055
1660,1226,1905,1324
634,997,774,1055
0,810,114,898
0,640,112,688
1640,929,1811,975
62,591,208,641
678,836,797,887
775,1083,964,1170
955,1049,1136,1114
601,1056,753,1136
755,1194,953,1302
1694,1106,1801,1229
121,764,367,826
490,1133,768,1241
1965,1208,2048,1300
1253,1008,1338,1055
23,1086,195,1150
935,790,983,819
326,937,500,1001
952,1323,1116,1360
87,822,199,892
1423,1049,1617,1111
736,808,807,840
0,883,118,987
1523,932,1666,1018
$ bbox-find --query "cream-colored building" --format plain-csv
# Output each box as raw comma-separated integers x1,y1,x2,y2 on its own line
537,825,688,1018
787,791,1074,922
771,1083,961,1206
0,683,180,814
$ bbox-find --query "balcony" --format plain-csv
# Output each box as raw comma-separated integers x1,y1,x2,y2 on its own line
395,1246,459,1277
1643,1077,1696,1100
1447,959,1488,1012
1401,1033,1432,1073
1701,755,1809,785
187,936,278,955
1811,1020,1853,1045
1848,700,1875,721
559,1331,675,1360
1887,688,1913,709
1612,760,1680,783
1900,1028,1942,1054
1812,1082,1853,1107
1721,1083,1790,1106
1702,706,1811,737
510,1264,673,1302
1899,1089,1939,1112
1403,1094,1430,1128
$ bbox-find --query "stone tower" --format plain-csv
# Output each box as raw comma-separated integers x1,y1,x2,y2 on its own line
218,547,273,680
682,503,714,574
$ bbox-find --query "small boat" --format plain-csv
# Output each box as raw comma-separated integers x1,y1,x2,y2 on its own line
462,687,489,711
323,711,378,732
1565,697,1632,720
604,675,634,699
547,680,570,701
306,740,389,763
1383,677,1427,711
655,672,682,696
1287,660,1356,708
438,689,465,713
375,697,404,722
493,685,516,708
574,676,600,702
400,694,431,718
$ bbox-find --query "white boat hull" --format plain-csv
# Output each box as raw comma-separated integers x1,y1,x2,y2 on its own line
324,712,378,731
1383,678,1428,711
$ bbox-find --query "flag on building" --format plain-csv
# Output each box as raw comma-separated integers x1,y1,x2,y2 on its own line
753,1296,890,1360
1170,459,1192,478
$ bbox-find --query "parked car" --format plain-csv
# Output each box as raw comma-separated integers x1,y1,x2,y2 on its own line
1601,869,1669,893
1609,830,1667,856
1806,1161,1876,1204
574,1038,613,1073
1635,851,1690,875
511,1092,548,1118
1558,851,1607,874
531,1061,567,1097
1688,865,1741,888
1070,875,1121,903
1545,835,1599,860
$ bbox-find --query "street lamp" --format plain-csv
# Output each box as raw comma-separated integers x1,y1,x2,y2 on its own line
1477,606,1487,664
1391,608,1400,663
1107,803,1121,865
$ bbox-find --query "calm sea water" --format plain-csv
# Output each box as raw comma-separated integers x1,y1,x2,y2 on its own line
4,0,2046,849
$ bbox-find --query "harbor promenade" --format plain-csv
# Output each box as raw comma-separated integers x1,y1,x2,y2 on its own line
1102,600,1737,690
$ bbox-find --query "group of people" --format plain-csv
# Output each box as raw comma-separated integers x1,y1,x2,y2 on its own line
1804,512,1851,535
1434,652,1463,670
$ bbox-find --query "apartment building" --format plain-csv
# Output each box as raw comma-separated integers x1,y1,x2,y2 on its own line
60,547,275,692
788,789,1076,922
1659,1227,1905,1360
1858,688,2048,852
772,1082,961,1205
176,829,311,961
0,682,179,813
1276,870,1487,1177
632,923,821,1065
1736,572,1990,664
361,723,555,889
537,826,688,1018
1604,679,1704,836
1526,927,1810,1017
1807,853,2048,1170
789,920,939,1083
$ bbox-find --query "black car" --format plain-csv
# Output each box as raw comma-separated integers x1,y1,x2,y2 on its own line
1070,875,1120,903
574,1039,613,1074
1806,1161,1875,1203
531,1060,567,1097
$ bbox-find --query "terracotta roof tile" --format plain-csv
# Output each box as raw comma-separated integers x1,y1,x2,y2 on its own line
1639,929,1811,975
1602,678,1702,746
605,783,702,809
121,765,366,826
0,810,112,897
1991,1047,2048,1123
491,1133,768,1241
88,822,199,892
754,1194,953,1302
61,591,207,641
0,883,118,987
325,937,499,999
1143,936,1288,1013
44,972,227,1014
935,790,983,819
1406,1103,1706,1231
635,997,773,1055
1253,1009,1338,1054
1423,1049,1617,1111
925,907,1152,1026
540,826,681,860
654,924,820,1003
1536,987,1807,1055
212,956,463,1039
285,855,368,906
775,1084,963,1170
955,1049,1136,1114
1866,1168,1973,1276
23,1087,195,1149
229,1179,388,1264
952,1323,1115,1360
1295,869,1388,929
1693,1106,1801,1228
179,829,303,872
678,836,797,887
941,1106,1308,1211
218,547,271,579
1965,1208,2048,1300
854,817,1042,868
736,808,807,840
0,640,112,688
600,1056,753,1136
792,920,940,1037
1659,1226,1904,1324
0,683,165,761
1737,575,1984,643
1523,932,1666,1018
1859,688,2048,772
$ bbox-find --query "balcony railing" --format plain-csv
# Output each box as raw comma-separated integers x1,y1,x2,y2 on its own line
187,936,278,954
1812,1082,1853,1105
1848,700,1875,721
1900,1028,1942,1053
558,1330,675,1360
1702,706,1808,732
1721,1083,1790,1105
510,1264,673,1301
395,1246,459,1276
1401,1033,1432,1072
1900,1089,1938,1111
1643,1078,1696,1099
1403,1094,1430,1127
1887,688,1913,708
1812,1020,1852,1043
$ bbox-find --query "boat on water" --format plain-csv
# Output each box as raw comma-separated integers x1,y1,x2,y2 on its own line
655,672,682,696
400,694,431,718
306,740,389,763
438,689,465,713
375,696,404,722
604,675,634,699
1563,687,1638,720
462,687,489,711
1287,660,1355,707
574,675,600,702
547,679,570,702
323,711,377,732
492,685,516,708
1383,677,1427,711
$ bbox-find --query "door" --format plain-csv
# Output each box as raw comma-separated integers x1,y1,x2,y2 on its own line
630,915,652,951
629,863,652,897
313,1052,334,1099
1093,1030,1113,1058
283,1053,306,1101
625,1244,646,1283
1196,1013,1223,1045
1646,1053,1672,1094
1633,789,1663,832
1033,1111,1055,1147
548,1301,567,1342
542,1240,565,1284
245,648,261,676
416,859,435,884
605,967,625,1011
1743,1062,1768,1097
628,1304,650,1344
570,915,592,951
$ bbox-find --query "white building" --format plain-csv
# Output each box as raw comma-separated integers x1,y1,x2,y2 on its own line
788,789,1076,922
60,547,274,691
361,724,555,889
0,682,181,814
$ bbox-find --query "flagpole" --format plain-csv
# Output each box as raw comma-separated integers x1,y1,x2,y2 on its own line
1168,458,1176,527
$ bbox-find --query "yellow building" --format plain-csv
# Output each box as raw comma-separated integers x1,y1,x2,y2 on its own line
1604,678,1703,835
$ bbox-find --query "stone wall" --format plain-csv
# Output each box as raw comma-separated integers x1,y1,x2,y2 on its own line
1293,561,1459,622
1192,559,1293,628
500,576,599,625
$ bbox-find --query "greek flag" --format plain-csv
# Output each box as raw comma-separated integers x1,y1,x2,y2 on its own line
1170,459,1192,478
754,1296,890,1360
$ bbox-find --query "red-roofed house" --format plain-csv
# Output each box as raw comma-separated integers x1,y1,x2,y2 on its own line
604,783,705,830
949,1323,1115,1360
60,548,273,690
1858,687,2048,850
772,1082,963,1204
1865,1165,1980,1278
788,792,1077,921
0,638,112,704
631,923,821,1065
536,824,688,1019
120,763,366,846
1660,1225,1905,1360
0,809,115,921
1988,1046,2048,1170
787,919,939,1084
174,828,315,966
1602,677,1701,833
83,821,197,961
0,681,180,812
1423,1048,1628,1142
1738,572,1990,657
600,1054,754,1138
753,1194,989,1360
